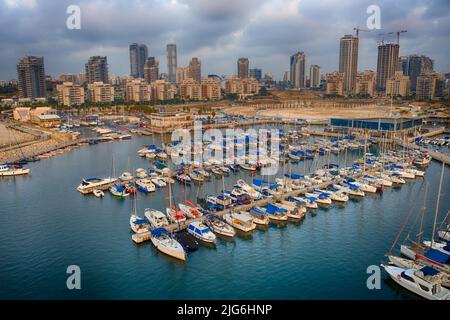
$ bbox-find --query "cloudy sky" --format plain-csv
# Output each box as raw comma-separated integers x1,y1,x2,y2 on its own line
1,0,449,80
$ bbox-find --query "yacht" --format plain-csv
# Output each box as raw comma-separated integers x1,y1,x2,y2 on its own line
144,209,169,229
136,178,156,193
77,177,117,194
0,164,31,177
150,228,186,261
187,221,216,243
204,214,236,237
223,211,256,232
382,264,450,300
249,207,270,225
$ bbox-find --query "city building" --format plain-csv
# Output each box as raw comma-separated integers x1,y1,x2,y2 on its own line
386,71,410,97
87,82,114,103
398,56,409,76
309,65,320,88
325,72,344,96
355,70,376,97
376,43,400,93
416,72,445,100
150,112,194,133
17,56,46,99
179,78,202,100
144,57,159,84
237,58,249,78
150,80,176,101
129,43,148,78
176,67,190,84
188,57,201,83
85,56,109,84
290,51,306,89
56,82,85,106
408,55,434,91
225,77,259,97
166,44,177,84
201,79,221,100
339,34,359,93
125,79,151,103
249,68,262,81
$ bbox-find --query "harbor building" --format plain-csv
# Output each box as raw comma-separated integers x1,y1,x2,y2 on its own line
31,114,61,128
355,70,376,97
150,112,194,133
339,34,359,93
386,71,411,97
87,82,114,103
330,117,423,132
237,58,249,78
17,56,46,99
57,82,85,106
325,72,344,96
85,56,109,84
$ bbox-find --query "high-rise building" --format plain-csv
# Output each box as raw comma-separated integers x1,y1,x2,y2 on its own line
144,57,159,84
325,72,344,96
309,65,320,88
188,57,201,83
290,51,306,89
17,56,46,99
416,72,445,100
398,56,409,76
166,44,177,84
129,43,148,78
56,82,85,106
339,35,359,93
237,58,249,78
249,68,262,81
408,55,434,91
85,56,109,84
386,71,410,97
376,43,399,93
176,67,190,84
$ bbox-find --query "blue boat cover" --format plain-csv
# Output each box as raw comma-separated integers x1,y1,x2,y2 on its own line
424,248,450,264
151,228,169,236
134,218,148,225
420,266,439,276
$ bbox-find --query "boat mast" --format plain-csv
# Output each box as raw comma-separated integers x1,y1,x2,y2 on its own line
416,183,428,244
431,161,445,247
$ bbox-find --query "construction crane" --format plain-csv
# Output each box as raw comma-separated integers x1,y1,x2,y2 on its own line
353,26,371,38
396,30,407,45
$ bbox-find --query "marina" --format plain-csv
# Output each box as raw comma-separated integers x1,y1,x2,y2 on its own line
1,123,448,299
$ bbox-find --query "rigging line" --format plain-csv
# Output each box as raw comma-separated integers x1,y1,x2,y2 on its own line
387,183,423,255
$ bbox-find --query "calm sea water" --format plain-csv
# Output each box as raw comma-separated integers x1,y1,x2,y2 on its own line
0,129,448,300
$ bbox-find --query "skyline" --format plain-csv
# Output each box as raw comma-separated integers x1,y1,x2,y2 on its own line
1,0,449,80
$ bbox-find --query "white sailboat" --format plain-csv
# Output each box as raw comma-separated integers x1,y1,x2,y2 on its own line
150,228,186,261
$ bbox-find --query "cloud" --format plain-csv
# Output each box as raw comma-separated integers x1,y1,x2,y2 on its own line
0,0,449,80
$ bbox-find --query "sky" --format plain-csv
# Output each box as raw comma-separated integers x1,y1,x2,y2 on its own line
1,0,449,80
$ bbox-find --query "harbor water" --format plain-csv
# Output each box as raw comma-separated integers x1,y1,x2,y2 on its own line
0,131,448,300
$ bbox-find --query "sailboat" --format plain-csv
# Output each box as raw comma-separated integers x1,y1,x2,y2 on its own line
150,228,186,261
129,186,151,234
165,178,186,224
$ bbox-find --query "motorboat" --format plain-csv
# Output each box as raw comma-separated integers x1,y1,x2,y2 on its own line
381,264,450,300
235,180,261,200
144,209,169,229
119,171,134,182
109,185,130,198
136,178,156,193
187,221,216,243
76,177,117,194
130,215,151,234
305,192,332,205
135,168,148,179
289,196,318,209
93,189,104,198
249,207,270,225
151,176,167,188
176,173,191,185
239,163,256,171
223,211,256,232
274,202,306,219
150,228,186,261
204,214,236,237
0,164,31,176
189,170,204,183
